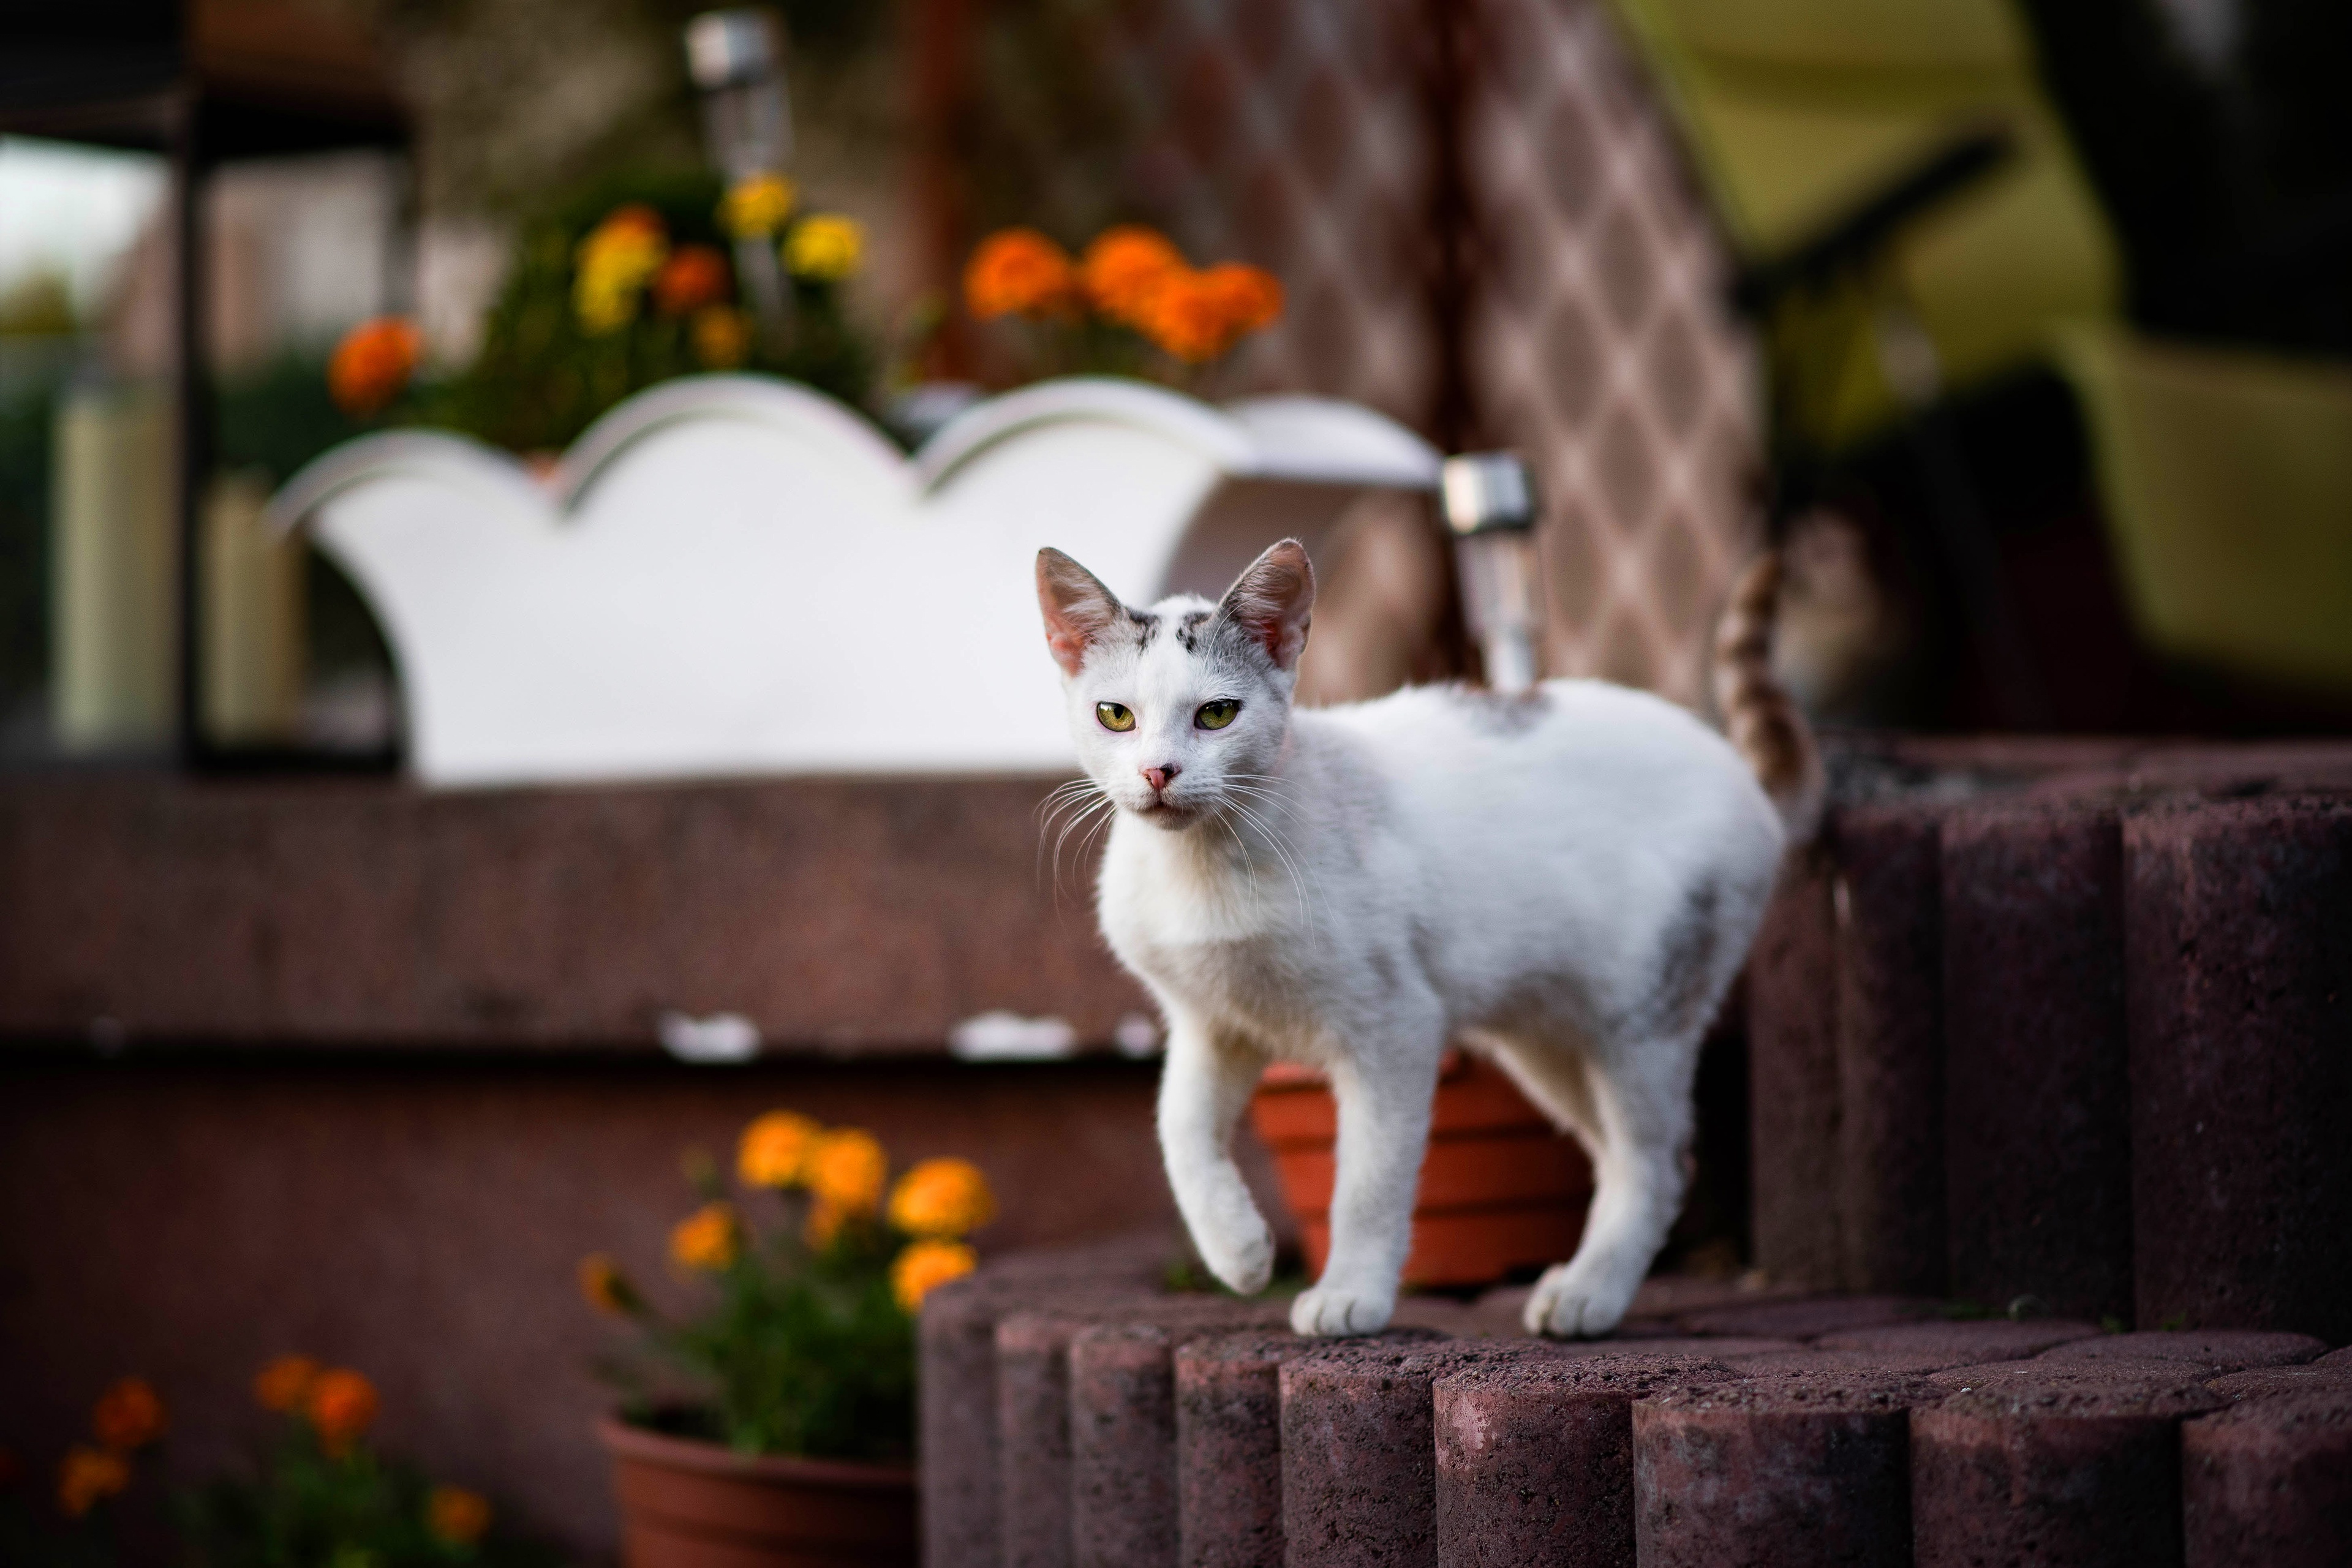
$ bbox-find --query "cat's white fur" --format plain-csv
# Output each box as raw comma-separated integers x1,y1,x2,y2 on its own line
1036,539,1812,1336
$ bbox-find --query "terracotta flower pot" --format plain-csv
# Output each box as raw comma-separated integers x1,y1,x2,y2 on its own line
598,1417,918,1568
1248,1052,1593,1287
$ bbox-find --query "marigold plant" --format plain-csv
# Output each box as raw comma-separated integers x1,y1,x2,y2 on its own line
584,1112,996,1461
654,244,733,316
1079,225,1186,326
327,317,422,416
252,1353,322,1414
427,1483,494,1546
90,1377,166,1453
964,228,1079,320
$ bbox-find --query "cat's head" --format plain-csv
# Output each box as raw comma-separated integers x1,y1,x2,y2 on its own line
1035,539,1315,830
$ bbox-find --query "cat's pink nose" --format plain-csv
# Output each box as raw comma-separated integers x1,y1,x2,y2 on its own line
1142,764,1180,793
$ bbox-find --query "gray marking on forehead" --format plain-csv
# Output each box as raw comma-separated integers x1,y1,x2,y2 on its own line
1127,606,1159,649
1174,609,1214,651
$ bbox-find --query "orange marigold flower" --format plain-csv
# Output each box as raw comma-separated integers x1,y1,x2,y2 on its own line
427,1483,494,1545
891,1238,976,1313
1136,270,1235,363
669,1202,741,1272
737,1109,821,1189
654,244,731,316
91,1377,165,1453
963,228,1079,320
253,1354,321,1413
307,1368,379,1457
577,1253,641,1316
691,304,752,369
1199,262,1284,336
719,174,796,239
806,1128,888,1215
56,1446,129,1518
888,1158,997,1239
328,317,421,416
1080,225,1187,326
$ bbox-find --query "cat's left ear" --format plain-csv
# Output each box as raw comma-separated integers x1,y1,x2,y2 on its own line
1218,538,1316,672
1037,548,1128,677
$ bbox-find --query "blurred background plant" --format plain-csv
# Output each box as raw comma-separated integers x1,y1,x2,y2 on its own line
961,223,1283,390
582,1110,996,1461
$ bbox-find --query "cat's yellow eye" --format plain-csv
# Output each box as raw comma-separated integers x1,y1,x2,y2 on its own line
1096,701,1136,732
1194,699,1240,731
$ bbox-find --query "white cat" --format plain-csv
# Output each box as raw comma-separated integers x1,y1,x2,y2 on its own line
1035,538,1818,1336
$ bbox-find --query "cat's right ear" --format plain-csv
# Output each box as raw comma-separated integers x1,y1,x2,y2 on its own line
1036,548,1126,677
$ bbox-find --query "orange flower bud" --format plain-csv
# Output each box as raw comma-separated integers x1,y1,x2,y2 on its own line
253,1354,322,1414
887,1158,997,1239
307,1368,379,1457
805,1129,888,1215
328,317,421,416
1080,225,1187,326
654,244,732,317
427,1483,494,1545
91,1378,166,1453
891,1239,977,1313
669,1202,741,1272
56,1446,129,1518
737,1110,821,1188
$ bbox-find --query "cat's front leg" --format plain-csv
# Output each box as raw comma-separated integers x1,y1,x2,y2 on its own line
1292,1038,1442,1336
1157,1009,1276,1295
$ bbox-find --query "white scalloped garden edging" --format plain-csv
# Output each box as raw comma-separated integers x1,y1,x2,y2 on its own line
266,375,1439,787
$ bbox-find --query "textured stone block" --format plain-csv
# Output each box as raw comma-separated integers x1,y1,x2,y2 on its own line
1720,1347,1966,1375
2125,796,2352,1341
1433,1353,1726,1568
1175,1331,1310,1568
1833,803,1949,1294
1747,853,1844,1287
922,1280,1012,1568
2039,1330,2326,1373
998,1312,1087,1568
1912,1381,2224,1568
1633,1373,1934,1568
1071,1324,1183,1568
1815,1317,2101,1362
1675,1294,1934,1340
1278,1336,1523,1568
2322,1346,2352,1369
1942,799,2133,1321
2204,1364,2352,1402
1926,1358,2213,1393
2182,1390,2352,1567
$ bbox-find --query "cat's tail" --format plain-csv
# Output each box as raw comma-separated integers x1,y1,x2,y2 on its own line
1713,551,1824,843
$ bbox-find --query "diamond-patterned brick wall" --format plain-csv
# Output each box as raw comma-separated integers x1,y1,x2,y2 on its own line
1464,0,1758,707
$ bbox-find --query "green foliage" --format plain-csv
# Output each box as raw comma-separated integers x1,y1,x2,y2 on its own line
614,1210,915,1463
178,1422,551,1568
423,170,875,455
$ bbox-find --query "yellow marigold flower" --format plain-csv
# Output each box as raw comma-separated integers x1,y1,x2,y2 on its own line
720,173,797,238
56,1445,129,1518
963,228,1079,320
307,1368,379,1457
577,1253,641,1316
737,1110,821,1188
574,205,669,335
891,1239,976,1313
888,1158,997,1239
669,1201,741,1272
692,304,752,369
91,1377,166,1452
806,1128,888,1215
785,214,864,281
254,1355,321,1413
426,1483,493,1545
1080,225,1186,327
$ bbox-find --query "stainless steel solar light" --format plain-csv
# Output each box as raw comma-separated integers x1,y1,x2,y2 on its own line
1441,453,1546,695
686,9,794,342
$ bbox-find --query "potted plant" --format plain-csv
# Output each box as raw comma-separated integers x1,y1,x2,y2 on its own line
1249,1052,1594,1288
581,1113,997,1568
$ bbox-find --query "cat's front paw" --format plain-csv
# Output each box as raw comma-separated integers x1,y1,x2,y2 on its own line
1196,1219,1275,1297
1291,1284,1395,1336
1524,1262,1640,1338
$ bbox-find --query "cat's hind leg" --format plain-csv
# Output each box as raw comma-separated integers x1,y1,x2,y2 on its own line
1509,1026,1703,1338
